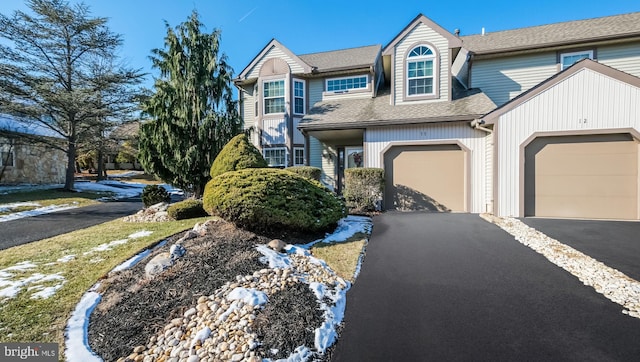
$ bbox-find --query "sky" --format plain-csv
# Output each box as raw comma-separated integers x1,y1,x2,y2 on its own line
1,0,640,91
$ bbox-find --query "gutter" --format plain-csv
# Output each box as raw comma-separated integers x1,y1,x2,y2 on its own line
470,118,493,133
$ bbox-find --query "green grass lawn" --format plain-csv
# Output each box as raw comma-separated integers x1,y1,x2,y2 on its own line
0,217,210,356
311,232,368,282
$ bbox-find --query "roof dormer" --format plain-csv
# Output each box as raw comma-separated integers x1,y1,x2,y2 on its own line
382,14,462,105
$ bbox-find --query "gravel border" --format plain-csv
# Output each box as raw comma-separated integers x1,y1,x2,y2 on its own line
481,214,640,319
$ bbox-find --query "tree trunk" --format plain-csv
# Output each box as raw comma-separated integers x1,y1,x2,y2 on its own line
64,141,76,191
96,149,105,181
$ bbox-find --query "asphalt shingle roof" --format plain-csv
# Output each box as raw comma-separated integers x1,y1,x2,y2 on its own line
461,12,640,54
298,45,381,72
299,80,496,130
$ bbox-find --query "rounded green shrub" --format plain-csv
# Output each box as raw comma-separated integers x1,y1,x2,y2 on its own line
167,199,208,220
203,168,346,233
141,184,170,207
209,133,267,178
287,166,322,181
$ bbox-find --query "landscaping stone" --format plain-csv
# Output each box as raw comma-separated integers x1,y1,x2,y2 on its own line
144,252,173,279
124,202,172,223
127,242,347,361
267,239,286,252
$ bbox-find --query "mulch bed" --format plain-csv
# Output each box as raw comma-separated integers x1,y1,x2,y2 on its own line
88,219,323,361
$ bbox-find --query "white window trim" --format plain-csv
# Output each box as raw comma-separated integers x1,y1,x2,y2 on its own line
263,147,287,167
325,74,369,94
293,147,305,166
560,50,594,70
263,79,286,115
0,149,15,167
293,79,305,115
406,45,437,98
253,83,259,118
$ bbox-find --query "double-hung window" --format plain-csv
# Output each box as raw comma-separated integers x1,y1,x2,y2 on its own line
263,148,286,167
406,45,436,97
263,80,285,114
294,80,305,115
294,147,305,166
560,50,593,70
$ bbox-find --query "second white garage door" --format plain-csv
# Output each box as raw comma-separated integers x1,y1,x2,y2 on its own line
384,144,466,211
524,133,639,219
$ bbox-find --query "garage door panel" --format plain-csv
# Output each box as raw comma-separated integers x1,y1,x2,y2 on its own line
536,175,638,196
525,134,638,219
536,196,637,219
537,151,637,176
384,145,465,212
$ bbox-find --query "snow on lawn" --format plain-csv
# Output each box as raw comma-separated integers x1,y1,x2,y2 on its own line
299,215,373,249
0,261,66,300
84,231,152,255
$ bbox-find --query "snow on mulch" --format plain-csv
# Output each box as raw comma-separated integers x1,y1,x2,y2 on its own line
66,216,373,362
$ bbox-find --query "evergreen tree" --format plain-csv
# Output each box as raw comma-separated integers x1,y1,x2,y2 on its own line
139,11,241,198
0,0,143,190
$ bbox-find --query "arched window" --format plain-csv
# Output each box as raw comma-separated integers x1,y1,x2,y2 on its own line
406,45,436,97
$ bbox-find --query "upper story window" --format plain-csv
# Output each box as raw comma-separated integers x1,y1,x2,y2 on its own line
560,50,594,70
294,79,305,115
263,80,285,114
406,45,436,97
326,75,368,93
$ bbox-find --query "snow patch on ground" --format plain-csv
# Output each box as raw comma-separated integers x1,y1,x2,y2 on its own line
0,201,41,212
67,238,170,361
227,287,269,306
65,291,103,362
0,204,79,223
257,245,293,269
83,230,152,255
0,261,66,300
128,230,153,239
57,255,76,263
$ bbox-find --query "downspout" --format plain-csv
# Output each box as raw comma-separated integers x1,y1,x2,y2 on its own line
470,118,494,214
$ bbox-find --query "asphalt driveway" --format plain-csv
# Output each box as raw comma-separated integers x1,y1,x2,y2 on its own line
522,218,640,282
0,197,143,250
331,212,640,361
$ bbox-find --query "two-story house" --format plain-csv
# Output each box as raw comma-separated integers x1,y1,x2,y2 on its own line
234,12,640,221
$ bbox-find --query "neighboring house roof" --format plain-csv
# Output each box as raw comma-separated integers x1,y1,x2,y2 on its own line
461,12,640,55
299,79,496,131
110,121,140,140
0,115,62,139
298,45,381,73
382,14,462,55
482,58,640,124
